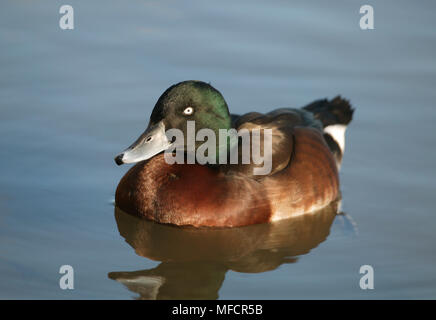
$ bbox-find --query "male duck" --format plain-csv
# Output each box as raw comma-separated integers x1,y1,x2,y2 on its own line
114,80,353,227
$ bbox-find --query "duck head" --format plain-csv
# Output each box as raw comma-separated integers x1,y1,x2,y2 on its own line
115,80,232,165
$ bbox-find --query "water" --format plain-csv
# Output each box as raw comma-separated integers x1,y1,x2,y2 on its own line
1,0,435,299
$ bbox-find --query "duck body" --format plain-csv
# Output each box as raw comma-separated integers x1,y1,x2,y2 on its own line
115,81,353,227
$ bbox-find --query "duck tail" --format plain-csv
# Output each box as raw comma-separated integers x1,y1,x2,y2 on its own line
303,96,354,166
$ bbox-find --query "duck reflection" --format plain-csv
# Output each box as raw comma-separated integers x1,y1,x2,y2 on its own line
109,201,341,299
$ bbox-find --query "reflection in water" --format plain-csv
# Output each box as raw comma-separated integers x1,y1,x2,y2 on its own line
109,202,341,299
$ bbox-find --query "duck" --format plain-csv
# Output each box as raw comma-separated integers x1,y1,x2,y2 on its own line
114,80,354,227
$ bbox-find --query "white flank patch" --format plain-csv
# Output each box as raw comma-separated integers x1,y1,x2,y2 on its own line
324,124,347,153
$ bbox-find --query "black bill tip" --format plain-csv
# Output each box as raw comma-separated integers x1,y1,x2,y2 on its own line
114,154,124,166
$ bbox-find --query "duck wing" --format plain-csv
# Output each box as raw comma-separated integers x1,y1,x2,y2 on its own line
229,96,354,173
225,108,322,177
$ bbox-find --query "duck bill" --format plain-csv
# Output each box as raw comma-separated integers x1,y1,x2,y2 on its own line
114,121,171,165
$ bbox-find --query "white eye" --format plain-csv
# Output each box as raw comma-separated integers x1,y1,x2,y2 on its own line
183,107,194,115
